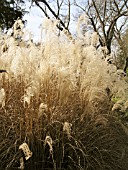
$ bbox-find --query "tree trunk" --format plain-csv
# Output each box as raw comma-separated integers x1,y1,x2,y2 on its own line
124,58,128,73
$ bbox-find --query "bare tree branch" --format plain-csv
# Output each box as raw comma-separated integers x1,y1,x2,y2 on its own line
34,1,50,18
74,0,128,53
33,0,73,39
66,0,71,28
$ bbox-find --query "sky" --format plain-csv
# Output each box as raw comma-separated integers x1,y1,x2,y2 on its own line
23,2,44,42
22,1,78,42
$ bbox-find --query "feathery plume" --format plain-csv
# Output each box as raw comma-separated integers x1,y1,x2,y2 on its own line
19,143,32,160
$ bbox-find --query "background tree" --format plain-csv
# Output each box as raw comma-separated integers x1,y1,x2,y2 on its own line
32,0,128,70
32,0,74,39
74,0,128,54
0,0,27,31
116,28,128,72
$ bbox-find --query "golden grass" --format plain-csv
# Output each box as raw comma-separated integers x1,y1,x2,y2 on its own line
0,19,128,169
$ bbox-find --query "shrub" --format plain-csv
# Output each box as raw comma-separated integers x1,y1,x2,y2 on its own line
0,18,128,170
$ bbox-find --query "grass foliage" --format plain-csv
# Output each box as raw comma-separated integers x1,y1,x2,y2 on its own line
0,18,128,169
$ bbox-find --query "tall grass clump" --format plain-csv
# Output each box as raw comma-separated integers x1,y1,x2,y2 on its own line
0,18,128,170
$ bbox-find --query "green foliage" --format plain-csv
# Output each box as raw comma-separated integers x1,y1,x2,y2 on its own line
112,97,128,125
0,0,26,30
111,96,121,103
